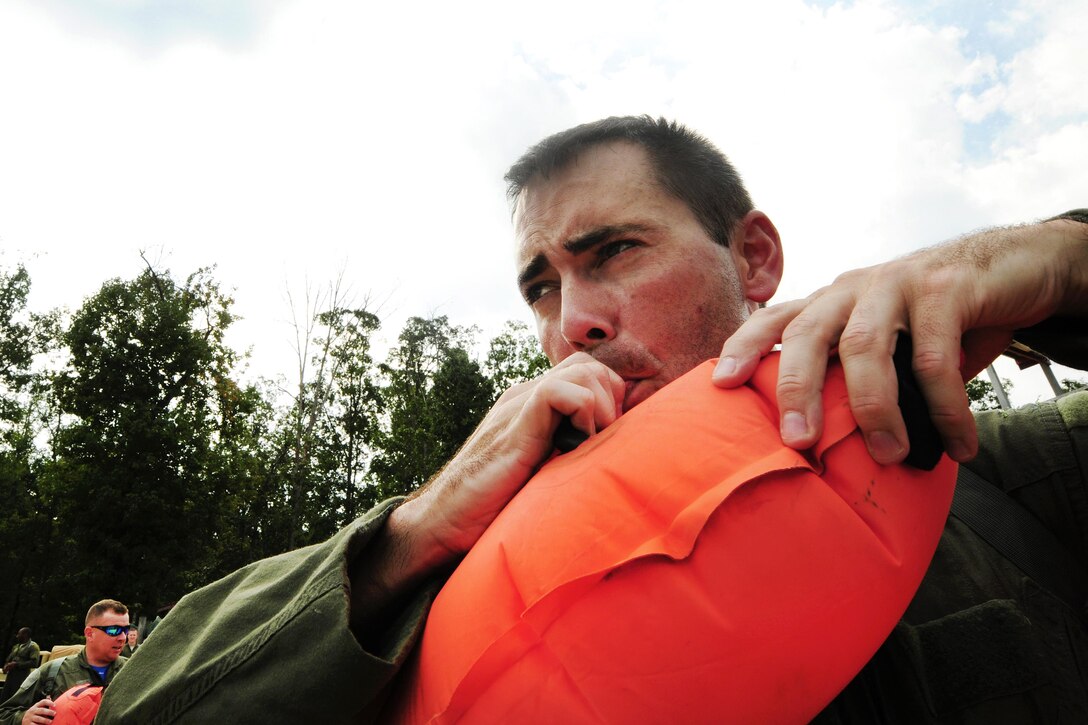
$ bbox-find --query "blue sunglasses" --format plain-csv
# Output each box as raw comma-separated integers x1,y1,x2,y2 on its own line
89,625,131,637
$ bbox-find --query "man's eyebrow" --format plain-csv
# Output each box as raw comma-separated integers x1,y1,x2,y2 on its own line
517,254,548,289
517,223,654,290
562,224,652,255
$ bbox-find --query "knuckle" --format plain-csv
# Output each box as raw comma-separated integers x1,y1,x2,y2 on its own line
776,370,814,399
780,313,826,342
847,394,892,424
838,322,883,357
928,402,969,427
910,347,955,382
571,385,594,405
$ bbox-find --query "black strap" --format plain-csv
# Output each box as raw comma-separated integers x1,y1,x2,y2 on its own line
951,466,1088,617
41,655,67,697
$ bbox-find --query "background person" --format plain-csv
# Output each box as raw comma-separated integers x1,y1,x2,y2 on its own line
1,630,39,701
0,600,129,725
120,628,139,659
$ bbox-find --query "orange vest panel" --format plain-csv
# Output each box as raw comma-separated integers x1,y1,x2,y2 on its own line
390,357,956,723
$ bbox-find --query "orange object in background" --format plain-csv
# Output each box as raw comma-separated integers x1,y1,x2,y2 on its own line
388,356,957,724
50,684,103,725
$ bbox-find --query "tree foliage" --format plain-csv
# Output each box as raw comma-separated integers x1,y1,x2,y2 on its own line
46,265,239,617
485,320,550,395
0,261,551,652
0,265,62,652
370,316,493,499
965,375,1011,412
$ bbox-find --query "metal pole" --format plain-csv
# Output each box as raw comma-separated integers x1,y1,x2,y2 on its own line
986,364,1011,409
1040,360,1064,397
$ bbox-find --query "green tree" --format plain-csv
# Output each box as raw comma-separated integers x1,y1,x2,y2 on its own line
276,276,386,548
0,264,62,656
197,377,288,578
965,375,1012,411
371,316,493,498
1060,377,1087,394
47,264,241,617
485,320,550,396
307,307,383,538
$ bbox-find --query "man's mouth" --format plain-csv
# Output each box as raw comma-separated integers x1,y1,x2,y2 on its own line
622,377,655,412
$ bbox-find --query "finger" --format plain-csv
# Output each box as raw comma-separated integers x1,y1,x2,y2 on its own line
909,312,996,462
714,299,810,387
836,289,910,464
590,366,625,425
537,379,606,441
557,354,625,424
572,367,626,435
772,291,859,449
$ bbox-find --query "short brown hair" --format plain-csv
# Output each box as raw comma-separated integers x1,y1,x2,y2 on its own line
505,115,753,248
85,599,128,625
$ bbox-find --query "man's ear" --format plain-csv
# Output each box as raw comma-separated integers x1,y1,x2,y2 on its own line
730,210,783,309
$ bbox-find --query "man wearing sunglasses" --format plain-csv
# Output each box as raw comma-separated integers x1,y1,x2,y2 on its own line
0,599,129,725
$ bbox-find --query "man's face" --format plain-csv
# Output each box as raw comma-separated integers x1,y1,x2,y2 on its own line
84,610,129,665
127,628,138,646
16,629,29,643
515,141,755,411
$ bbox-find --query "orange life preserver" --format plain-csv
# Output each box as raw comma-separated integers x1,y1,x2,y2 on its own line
388,356,956,723
50,683,103,725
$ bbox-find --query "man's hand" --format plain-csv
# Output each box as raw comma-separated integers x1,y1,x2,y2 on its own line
713,216,1088,464
21,698,55,725
350,352,624,630
3,662,13,674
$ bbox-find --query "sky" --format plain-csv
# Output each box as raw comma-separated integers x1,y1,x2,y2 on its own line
1,0,1086,405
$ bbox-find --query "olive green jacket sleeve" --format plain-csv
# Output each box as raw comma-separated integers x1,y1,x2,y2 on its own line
97,497,440,725
0,667,41,725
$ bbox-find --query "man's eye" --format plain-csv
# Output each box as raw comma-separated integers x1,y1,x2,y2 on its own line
597,239,639,263
524,281,557,305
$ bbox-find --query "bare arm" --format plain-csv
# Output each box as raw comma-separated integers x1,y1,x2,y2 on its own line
714,212,1088,464
348,352,624,636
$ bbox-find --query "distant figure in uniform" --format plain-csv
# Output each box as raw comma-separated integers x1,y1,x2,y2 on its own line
120,628,139,659
1,629,39,700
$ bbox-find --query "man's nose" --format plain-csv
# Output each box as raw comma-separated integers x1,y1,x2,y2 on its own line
560,283,616,351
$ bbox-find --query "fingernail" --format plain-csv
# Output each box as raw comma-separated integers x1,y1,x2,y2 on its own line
947,439,972,461
713,356,737,379
781,411,808,442
867,431,904,463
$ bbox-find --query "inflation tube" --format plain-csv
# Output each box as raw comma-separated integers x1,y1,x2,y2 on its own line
387,355,957,724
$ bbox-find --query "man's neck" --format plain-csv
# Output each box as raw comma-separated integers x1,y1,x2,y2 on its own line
85,652,113,667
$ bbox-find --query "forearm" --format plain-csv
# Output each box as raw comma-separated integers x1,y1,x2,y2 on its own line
348,353,627,647
348,494,453,644
1010,212,1088,366
1042,211,1088,317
